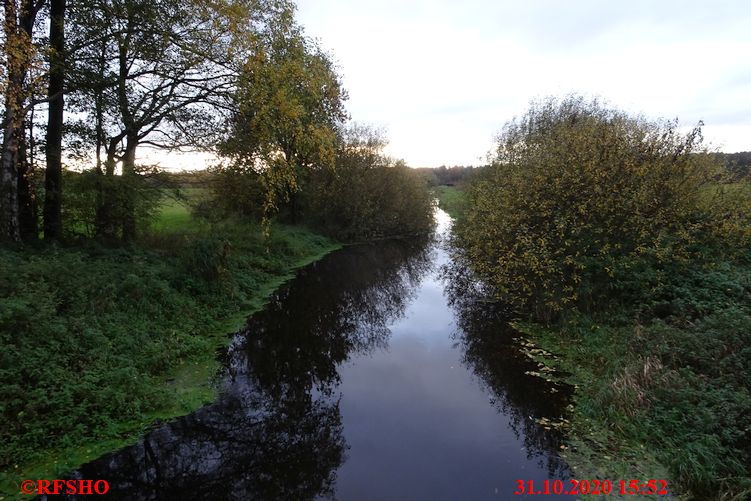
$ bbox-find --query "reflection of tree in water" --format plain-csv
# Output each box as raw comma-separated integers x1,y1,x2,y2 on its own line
65,238,432,501
226,237,433,399
441,251,573,479
69,388,344,501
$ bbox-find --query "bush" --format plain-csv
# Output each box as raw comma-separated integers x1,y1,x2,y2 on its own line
61,169,100,238
303,124,435,241
456,95,751,321
179,235,232,282
201,164,266,220
61,168,164,240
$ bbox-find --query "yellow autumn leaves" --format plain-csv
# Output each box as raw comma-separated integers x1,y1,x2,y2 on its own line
456,95,751,322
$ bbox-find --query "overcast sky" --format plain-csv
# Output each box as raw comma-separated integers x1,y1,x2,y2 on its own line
295,0,751,167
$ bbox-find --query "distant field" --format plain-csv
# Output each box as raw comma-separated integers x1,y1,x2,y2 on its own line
151,188,209,233
700,179,751,195
433,185,467,219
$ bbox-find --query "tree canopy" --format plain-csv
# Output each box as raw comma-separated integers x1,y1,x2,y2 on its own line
0,0,360,241
219,20,347,221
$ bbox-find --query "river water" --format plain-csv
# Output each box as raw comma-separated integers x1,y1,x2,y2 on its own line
56,209,576,500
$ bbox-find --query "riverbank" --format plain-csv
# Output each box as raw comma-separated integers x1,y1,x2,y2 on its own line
437,186,751,500
514,258,751,500
0,212,340,498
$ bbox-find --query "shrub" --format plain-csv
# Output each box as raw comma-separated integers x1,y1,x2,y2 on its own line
303,124,435,241
201,163,266,220
456,95,751,321
61,168,164,240
179,235,232,282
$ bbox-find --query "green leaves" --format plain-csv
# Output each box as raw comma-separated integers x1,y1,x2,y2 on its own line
303,125,434,241
222,21,347,225
457,95,751,321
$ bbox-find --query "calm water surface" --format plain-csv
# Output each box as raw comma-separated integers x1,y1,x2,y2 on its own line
54,210,576,500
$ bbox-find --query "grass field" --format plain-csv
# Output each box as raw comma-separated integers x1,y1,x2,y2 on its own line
149,188,210,234
433,185,467,219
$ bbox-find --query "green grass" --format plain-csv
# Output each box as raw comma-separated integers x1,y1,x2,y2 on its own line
433,185,467,219
149,188,209,234
514,319,675,500
512,259,751,500
0,199,341,499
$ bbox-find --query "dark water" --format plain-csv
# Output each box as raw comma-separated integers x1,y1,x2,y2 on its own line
51,210,576,500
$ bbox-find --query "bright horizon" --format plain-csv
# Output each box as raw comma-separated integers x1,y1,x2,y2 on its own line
137,0,751,171
293,0,751,167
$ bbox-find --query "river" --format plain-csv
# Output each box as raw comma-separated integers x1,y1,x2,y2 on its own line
52,209,576,500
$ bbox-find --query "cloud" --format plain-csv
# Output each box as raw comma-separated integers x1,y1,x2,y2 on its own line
298,0,751,165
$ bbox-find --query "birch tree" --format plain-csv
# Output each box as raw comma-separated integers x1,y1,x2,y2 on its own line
1,0,44,241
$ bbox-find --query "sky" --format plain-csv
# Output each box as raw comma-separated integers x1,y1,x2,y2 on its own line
295,0,751,167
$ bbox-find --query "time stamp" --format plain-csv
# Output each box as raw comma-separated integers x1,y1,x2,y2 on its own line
514,479,669,496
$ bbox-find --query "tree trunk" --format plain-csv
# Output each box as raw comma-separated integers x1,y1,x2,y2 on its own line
1,121,21,242
17,0,37,241
43,0,66,240
2,0,41,242
95,143,119,240
121,134,138,241
1,0,22,242
17,129,37,240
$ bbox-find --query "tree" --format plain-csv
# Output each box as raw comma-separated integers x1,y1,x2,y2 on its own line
220,20,348,224
42,0,65,240
303,124,434,241
1,0,44,242
66,0,284,240
71,0,222,239
456,95,751,321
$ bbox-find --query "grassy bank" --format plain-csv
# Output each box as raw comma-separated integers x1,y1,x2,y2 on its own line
514,259,751,500
436,186,751,500
0,200,340,498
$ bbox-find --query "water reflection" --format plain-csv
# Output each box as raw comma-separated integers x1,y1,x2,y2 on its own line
47,211,575,501
442,254,573,479
224,237,433,400
52,239,432,501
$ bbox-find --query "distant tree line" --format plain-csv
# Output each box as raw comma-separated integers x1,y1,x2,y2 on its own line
715,151,751,179
415,165,480,186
